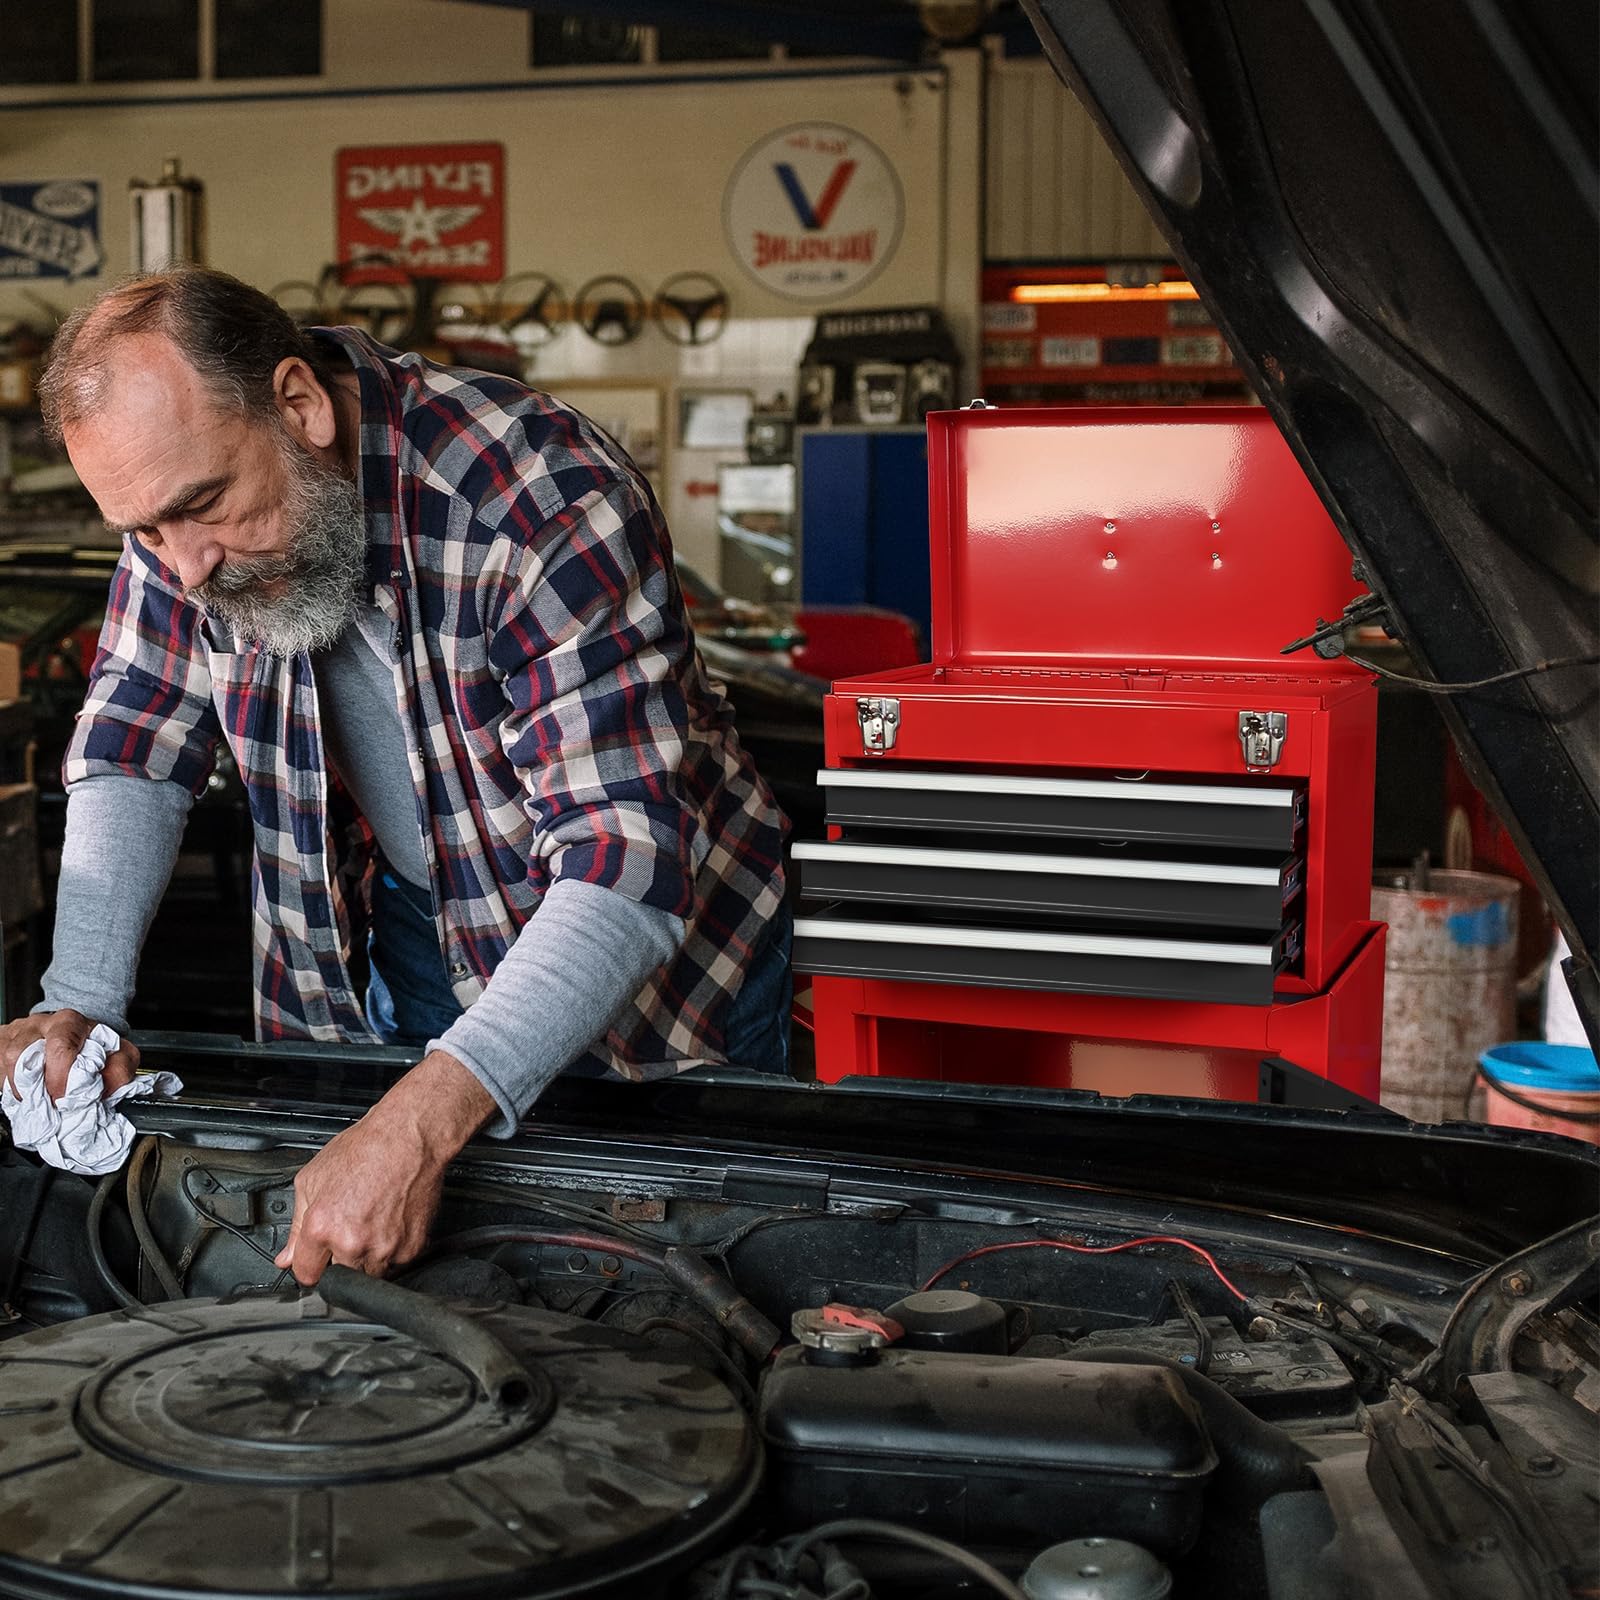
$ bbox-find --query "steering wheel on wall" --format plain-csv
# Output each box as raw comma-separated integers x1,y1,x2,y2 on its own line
654,272,730,346
493,272,569,353
574,275,647,345
267,279,331,328
318,254,417,345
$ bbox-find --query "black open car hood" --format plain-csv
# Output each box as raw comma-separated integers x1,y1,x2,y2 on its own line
1023,0,1599,1007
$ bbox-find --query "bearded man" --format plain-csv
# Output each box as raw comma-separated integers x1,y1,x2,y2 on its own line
0,268,789,1284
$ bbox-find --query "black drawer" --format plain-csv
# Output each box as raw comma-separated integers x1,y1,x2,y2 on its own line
793,906,1301,1006
794,841,1303,931
820,769,1305,853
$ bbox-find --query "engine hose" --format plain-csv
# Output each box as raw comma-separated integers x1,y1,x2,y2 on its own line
87,1170,144,1313
1069,1346,1314,1503
414,1229,781,1362
124,1136,185,1301
317,1264,547,1417
662,1246,782,1362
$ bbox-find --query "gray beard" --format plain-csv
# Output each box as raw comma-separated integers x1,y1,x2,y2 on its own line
189,446,366,656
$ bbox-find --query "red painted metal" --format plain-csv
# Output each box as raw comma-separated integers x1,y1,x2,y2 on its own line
811,406,1382,1100
811,925,1385,1102
924,406,1368,672
788,607,924,683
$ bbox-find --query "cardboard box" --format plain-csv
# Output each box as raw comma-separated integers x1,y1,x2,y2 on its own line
0,782,42,929
0,357,38,412
0,640,19,703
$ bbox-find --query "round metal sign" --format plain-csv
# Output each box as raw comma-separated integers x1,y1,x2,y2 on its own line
723,122,904,302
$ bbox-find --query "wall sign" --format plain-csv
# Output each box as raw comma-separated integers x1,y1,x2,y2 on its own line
977,265,1248,403
723,123,903,302
0,181,102,281
335,143,504,283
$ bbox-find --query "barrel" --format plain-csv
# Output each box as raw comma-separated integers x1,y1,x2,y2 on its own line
1479,1043,1600,1145
1371,869,1520,1123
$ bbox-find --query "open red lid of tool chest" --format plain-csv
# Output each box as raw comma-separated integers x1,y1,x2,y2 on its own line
811,405,1382,1005
924,404,1369,676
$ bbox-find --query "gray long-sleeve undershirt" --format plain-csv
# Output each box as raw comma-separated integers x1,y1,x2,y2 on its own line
35,775,192,1037
37,613,685,1136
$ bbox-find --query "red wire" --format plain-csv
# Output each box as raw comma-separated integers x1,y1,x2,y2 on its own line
919,1235,1250,1303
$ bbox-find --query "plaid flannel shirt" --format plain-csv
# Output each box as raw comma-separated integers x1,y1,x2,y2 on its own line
65,329,787,1077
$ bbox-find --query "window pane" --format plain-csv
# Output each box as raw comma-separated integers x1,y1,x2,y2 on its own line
0,0,79,84
92,0,199,82
531,15,643,67
655,26,770,64
216,0,321,78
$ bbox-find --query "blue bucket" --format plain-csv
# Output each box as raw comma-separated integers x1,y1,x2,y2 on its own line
1479,1043,1600,1141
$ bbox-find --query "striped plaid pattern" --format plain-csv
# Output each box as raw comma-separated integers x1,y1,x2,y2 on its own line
65,330,788,1076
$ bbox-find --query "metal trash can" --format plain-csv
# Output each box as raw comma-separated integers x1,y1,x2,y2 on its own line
1371,869,1520,1123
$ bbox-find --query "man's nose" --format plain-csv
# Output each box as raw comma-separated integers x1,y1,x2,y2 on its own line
165,531,224,592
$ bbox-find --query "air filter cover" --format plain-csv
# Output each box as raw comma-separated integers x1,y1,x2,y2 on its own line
0,1295,758,1598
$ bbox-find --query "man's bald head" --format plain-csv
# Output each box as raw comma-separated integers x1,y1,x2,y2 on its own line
38,268,334,444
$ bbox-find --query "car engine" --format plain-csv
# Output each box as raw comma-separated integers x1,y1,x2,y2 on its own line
0,1102,1594,1600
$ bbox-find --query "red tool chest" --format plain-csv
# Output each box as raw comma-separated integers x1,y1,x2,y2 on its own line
794,404,1385,1101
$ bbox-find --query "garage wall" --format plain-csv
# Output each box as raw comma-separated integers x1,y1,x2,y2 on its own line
321,0,533,87
0,67,950,324
985,56,1169,261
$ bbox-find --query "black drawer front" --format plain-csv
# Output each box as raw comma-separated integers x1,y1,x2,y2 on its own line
794,844,1302,932
793,912,1298,1007
821,772,1305,853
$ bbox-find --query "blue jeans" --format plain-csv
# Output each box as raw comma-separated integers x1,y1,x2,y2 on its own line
718,897,794,1074
365,867,793,1076
364,868,464,1046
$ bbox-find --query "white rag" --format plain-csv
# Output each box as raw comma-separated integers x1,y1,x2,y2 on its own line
2,1024,184,1176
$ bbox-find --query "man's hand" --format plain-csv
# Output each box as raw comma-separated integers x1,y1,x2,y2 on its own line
273,1050,497,1285
0,1009,139,1101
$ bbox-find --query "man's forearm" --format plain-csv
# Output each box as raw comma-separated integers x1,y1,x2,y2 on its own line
35,774,192,1033
434,877,685,1137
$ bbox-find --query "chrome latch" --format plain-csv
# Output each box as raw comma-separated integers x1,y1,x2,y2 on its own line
1238,711,1288,772
857,696,900,754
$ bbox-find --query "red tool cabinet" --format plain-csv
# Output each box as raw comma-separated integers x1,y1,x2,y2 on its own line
793,405,1385,1102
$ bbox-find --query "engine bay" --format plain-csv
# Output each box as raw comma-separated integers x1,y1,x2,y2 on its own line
0,1071,1595,1600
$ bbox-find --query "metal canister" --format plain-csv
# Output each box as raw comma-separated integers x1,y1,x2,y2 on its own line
129,157,204,273
1371,868,1520,1123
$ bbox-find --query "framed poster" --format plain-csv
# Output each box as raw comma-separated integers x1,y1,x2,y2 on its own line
678,389,754,450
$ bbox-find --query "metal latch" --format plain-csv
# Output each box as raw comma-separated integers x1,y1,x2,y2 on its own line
857,696,900,753
1238,711,1288,772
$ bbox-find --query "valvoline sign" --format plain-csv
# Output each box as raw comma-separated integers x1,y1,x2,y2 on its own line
335,142,504,283
724,123,903,302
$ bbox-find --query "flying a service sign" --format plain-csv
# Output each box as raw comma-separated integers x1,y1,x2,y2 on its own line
723,123,903,302
335,142,504,283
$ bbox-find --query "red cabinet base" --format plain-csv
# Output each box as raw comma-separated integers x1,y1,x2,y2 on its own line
811,923,1385,1104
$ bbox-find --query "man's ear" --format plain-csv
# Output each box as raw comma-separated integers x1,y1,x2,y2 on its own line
273,357,338,452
